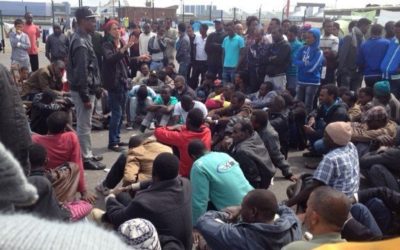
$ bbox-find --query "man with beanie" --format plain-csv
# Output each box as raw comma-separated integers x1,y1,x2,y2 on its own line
103,152,193,250
287,121,360,207
118,219,161,249
67,7,105,170
372,80,400,123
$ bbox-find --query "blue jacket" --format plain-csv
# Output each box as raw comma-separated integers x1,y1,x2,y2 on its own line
381,38,400,80
287,39,303,76
295,28,324,85
357,37,390,78
195,206,302,250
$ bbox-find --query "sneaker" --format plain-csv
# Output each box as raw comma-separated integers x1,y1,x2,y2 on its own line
108,145,124,152
84,159,106,170
95,181,110,196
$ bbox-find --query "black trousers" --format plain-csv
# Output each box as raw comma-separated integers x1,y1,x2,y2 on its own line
103,152,127,189
29,54,39,72
189,60,208,89
364,76,382,88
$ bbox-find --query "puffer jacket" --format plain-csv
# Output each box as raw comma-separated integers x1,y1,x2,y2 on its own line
0,64,31,175
67,28,101,103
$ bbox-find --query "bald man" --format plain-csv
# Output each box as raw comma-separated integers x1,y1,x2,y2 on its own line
196,189,301,250
283,186,350,250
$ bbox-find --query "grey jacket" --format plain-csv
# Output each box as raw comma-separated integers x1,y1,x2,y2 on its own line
176,33,191,64
67,28,101,103
338,27,364,74
196,205,302,250
45,33,69,61
9,31,30,63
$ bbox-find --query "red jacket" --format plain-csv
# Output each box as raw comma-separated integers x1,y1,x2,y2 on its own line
154,125,211,177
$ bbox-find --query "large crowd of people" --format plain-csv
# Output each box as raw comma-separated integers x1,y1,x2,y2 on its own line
1,5,400,249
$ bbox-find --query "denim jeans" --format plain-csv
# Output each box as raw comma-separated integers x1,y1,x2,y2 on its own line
350,203,383,238
295,84,319,114
286,75,298,97
222,67,236,84
150,61,164,71
365,198,392,234
337,70,363,91
178,61,190,82
208,64,222,79
108,91,127,147
71,91,95,159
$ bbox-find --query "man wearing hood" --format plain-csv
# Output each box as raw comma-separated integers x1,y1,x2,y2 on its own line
196,189,301,250
294,28,324,114
337,18,371,91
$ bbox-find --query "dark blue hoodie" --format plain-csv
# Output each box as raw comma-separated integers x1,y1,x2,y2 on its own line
295,28,324,85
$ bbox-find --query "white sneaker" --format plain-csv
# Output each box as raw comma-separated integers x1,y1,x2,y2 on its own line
95,181,110,196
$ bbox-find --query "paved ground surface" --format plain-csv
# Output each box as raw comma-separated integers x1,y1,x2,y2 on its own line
0,40,321,210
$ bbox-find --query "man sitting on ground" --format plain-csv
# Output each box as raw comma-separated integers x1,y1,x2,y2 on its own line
230,119,276,189
247,81,278,109
96,133,172,195
21,60,65,100
196,189,302,250
188,140,253,223
283,186,350,250
102,153,193,250
172,94,208,124
139,70,164,93
251,110,295,180
171,75,196,101
154,108,212,178
32,111,97,202
287,122,359,208
127,84,157,128
140,85,178,132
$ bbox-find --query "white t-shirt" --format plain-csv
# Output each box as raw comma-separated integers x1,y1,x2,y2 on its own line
173,101,208,123
194,35,207,61
139,32,155,55
263,34,288,44
320,34,339,54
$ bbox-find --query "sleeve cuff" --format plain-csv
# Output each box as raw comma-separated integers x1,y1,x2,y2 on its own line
105,193,116,203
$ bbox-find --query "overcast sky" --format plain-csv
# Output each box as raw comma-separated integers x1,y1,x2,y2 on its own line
8,0,400,13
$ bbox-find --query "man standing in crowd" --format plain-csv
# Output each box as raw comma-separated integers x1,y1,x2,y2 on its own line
358,24,390,88
337,18,371,91
176,23,191,81
263,27,291,91
23,12,40,72
190,23,208,89
67,7,105,170
381,21,400,99
286,25,303,95
148,25,166,71
205,19,225,78
45,24,69,63
138,23,154,57
320,20,339,85
164,18,177,64
222,22,245,83
9,19,31,71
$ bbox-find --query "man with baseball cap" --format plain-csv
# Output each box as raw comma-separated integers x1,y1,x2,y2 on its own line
67,7,105,170
287,121,360,207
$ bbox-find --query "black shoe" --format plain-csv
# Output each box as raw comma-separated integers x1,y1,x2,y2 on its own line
108,145,124,152
118,142,129,147
84,159,106,170
302,151,322,158
92,155,103,161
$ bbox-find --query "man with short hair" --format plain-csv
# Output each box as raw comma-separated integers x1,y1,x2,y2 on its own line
286,25,303,95
32,111,97,202
384,21,395,41
9,19,31,72
283,186,350,250
21,60,65,100
155,108,212,178
222,22,245,83
172,75,196,101
103,153,193,250
196,189,302,250
190,23,208,89
148,25,166,71
247,81,277,109
380,21,400,99
205,19,226,79
263,27,291,91
176,23,191,81
251,110,294,180
320,20,339,85
287,122,360,207
189,140,253,223
173,94,207,124
23,12,40,71
127,84,157,127
140,85,178,132
358,24,390,88
138,23,155,56
338,18,371,91
264,18,288,44
45,24,69,62
67,7,105,170
230,119,276,188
